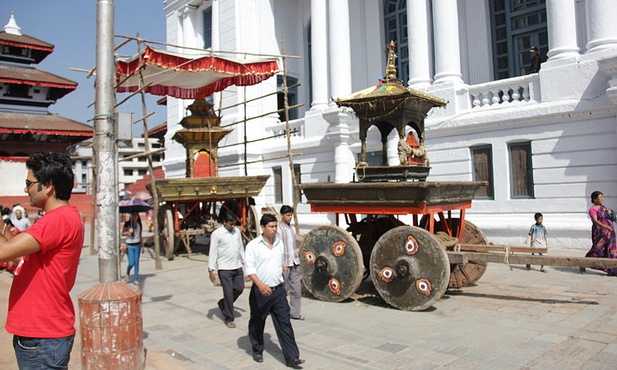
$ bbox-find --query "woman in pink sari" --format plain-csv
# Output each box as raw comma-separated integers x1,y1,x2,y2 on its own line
582,191,616,275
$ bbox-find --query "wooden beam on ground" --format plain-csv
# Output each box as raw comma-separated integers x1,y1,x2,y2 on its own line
460,252,617,269
458,244,548,254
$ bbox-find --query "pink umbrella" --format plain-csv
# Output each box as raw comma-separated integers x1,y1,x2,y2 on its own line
119,199,152,214
132,191,153,201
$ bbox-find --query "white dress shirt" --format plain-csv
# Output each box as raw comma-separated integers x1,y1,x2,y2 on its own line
245,234,284,287
208,225,245,271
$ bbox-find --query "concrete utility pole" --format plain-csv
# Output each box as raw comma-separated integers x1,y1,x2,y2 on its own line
94,0,119,282
79,1,145,368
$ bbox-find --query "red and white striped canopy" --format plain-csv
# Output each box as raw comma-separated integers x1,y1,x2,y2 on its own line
116,46,279,99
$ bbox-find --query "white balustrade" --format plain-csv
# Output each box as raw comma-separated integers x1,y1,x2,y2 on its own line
468,75,539,109
269,119,304,139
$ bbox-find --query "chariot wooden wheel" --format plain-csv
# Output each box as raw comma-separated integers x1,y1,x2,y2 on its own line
243,205,259,244
370,226,450,311
158,204,179,260
299,225,364,302
448,219,488,289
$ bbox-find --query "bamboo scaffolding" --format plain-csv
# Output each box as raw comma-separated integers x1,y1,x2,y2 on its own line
114,34,302,60
110,35,303,262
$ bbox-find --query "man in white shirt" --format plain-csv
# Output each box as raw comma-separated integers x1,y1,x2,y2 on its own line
245,214,304,368
208,212,245,328
278,205,304,320
10,207,31,232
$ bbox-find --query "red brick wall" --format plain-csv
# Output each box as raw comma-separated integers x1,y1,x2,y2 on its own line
0,194,94,223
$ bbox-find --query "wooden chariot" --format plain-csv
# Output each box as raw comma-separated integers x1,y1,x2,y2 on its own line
151,98,268,259
295,42,617,311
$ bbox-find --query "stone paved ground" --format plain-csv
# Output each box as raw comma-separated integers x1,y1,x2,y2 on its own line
1,246,617,369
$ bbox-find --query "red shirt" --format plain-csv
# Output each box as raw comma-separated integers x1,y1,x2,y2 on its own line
5,205,83,338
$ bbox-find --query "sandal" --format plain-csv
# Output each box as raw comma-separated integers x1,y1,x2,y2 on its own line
291,315,305,320
225,322,236,328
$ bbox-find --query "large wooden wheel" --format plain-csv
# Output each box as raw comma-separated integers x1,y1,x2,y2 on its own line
299,225,364,302
158,204,179,260
243,205,259,244
370,226,450,311
448,219,489,289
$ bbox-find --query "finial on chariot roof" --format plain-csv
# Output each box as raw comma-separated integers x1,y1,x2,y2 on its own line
384,40,398,82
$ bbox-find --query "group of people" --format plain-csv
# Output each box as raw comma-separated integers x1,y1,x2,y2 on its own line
0,150,615,370
208,205,305,368
524,190,616,276
1,204,44,233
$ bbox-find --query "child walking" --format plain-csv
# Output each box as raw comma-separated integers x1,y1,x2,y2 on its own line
525,212,547,272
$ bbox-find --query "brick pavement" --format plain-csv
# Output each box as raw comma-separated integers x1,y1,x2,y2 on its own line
1,246,617,369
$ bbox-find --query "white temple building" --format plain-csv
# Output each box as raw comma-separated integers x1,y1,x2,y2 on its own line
160,0,617,249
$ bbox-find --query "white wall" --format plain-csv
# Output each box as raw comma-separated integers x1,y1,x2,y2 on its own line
163,0,617,250
0,160,28,195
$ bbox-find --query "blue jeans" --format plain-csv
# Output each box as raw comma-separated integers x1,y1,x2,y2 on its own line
13,334,74,369
126,243,141,283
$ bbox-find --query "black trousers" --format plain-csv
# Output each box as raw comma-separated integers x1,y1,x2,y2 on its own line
218,268,244,323
248,284,300,362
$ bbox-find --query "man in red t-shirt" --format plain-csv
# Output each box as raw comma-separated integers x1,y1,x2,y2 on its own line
0,152,83,369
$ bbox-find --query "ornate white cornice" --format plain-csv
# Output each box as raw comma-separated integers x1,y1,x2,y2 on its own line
597,55,617,105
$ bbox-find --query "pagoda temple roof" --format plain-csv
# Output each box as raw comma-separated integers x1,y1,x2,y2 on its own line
0,64,77,89
147,121,167,140
0,111,92,141
0,31,54,64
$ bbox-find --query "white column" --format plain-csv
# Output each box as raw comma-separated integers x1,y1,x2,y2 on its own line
211,0,222,107
311,0,329,109
546,0,579,60
180,6,196,47
585,0,617,52
334,142,353,183
211,0,219,50
407,0,431,89
432,0,463,84
328,0,352,100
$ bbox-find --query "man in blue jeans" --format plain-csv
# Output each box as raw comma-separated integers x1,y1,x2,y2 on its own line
0,152,84,369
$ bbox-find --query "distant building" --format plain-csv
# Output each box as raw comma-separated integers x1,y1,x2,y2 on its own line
161,1,616,248
74,136,164,193
0,12,92,197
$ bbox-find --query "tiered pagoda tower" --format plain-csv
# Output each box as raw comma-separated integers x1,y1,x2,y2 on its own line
0,12,92,159
172,97,232,178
